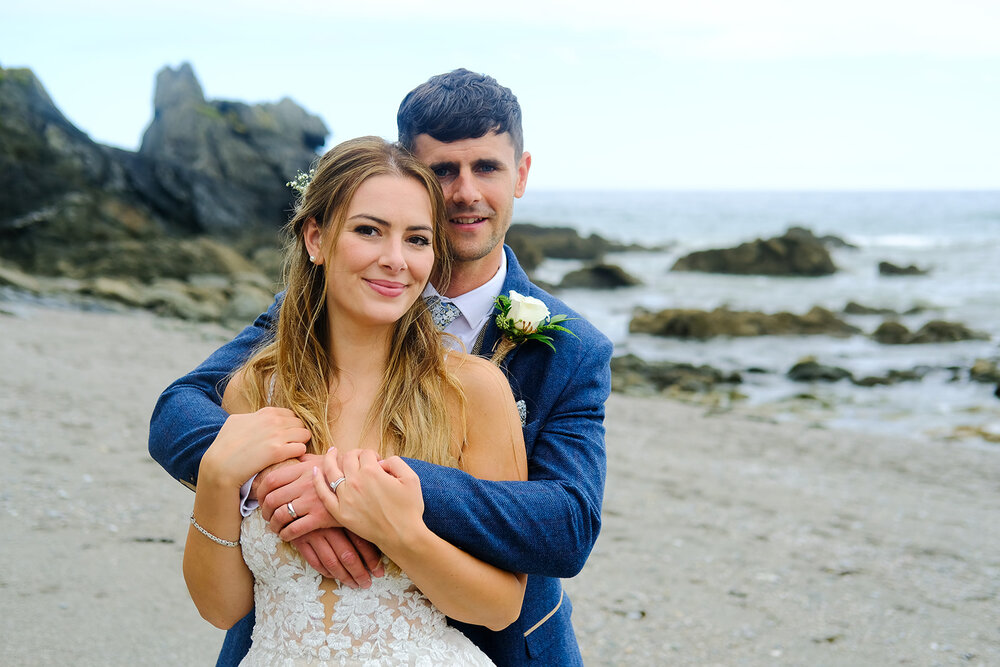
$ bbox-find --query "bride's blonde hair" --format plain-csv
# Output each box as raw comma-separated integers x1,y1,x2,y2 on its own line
236,136,462,465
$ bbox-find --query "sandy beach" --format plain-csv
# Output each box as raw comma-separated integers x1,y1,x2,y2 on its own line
1,302,997,666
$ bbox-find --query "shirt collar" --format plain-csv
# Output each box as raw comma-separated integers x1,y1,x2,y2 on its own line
422,250,508,328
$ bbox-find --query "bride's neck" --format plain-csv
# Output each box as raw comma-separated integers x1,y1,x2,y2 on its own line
326,318,392,381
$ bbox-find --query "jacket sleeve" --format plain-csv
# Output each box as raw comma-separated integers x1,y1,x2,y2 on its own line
407,329,612,579
148,295,280,489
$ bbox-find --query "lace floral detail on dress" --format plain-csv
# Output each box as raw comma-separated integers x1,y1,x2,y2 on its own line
239,509,494,666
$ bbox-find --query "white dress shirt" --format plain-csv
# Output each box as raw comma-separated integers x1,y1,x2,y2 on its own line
421,251,508,353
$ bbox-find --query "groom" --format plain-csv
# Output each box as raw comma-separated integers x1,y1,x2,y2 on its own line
149,68,613,666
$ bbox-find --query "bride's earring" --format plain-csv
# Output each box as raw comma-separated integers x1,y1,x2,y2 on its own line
309,255,316,263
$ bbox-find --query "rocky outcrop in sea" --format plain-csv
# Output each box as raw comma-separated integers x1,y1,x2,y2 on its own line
628,306,860,339
505,223,644,272
558,263,642,289
878,260,929,276
610,353,742,396
871,319,989,344
671,226,839,276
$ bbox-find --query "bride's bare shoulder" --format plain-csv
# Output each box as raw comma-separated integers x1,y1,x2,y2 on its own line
221,368,253,414
444,352,526,481
444,352,512,399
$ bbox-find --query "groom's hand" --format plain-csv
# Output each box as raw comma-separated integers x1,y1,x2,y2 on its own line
260,455,335,529
291,529,383,587
259,455,382,585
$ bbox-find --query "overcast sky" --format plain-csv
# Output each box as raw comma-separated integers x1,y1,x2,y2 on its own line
2,0,998,190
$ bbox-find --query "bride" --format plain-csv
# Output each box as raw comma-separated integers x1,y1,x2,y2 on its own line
182,136,527,665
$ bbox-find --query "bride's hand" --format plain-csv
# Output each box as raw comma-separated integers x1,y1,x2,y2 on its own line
256,454,386,584
313,449,425,549
199,407,310,489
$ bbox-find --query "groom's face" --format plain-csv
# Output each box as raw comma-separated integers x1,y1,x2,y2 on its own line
411,131,530,269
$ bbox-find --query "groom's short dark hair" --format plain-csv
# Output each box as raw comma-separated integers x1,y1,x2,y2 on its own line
397,68,524,159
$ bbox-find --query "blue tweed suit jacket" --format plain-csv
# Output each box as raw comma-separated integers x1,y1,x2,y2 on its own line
148,246,613,666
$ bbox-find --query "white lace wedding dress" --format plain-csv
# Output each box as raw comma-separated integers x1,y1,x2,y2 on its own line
238,508,495,666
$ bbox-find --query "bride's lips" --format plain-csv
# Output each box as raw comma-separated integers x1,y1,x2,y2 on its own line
365,279,408,297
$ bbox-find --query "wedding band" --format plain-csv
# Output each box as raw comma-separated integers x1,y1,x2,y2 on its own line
287,502,298,520
329,476,347,493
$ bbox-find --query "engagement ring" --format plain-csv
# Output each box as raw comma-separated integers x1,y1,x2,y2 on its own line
329,476,347,493
287,502,298,520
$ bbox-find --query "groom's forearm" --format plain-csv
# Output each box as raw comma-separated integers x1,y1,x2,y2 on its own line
149,383,229,488
409,460,603,578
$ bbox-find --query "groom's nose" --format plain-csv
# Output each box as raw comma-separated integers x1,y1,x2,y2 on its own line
450,168,482,207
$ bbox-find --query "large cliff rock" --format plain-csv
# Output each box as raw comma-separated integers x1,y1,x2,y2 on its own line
0,63,328,283
137,63,327,232
0,66,149,276
0,67,115,226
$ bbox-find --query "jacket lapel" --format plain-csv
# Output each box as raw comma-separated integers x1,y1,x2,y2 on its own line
479,245,533,365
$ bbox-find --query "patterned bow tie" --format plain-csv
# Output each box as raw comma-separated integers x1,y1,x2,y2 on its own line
425,296,462,330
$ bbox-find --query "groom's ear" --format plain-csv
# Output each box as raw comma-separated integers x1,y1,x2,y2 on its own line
514,151,531,199
303,217,324,265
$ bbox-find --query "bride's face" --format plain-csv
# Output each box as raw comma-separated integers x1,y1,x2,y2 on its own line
306,174,435,329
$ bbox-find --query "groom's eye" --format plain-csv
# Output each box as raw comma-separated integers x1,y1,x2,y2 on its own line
431,165,456,181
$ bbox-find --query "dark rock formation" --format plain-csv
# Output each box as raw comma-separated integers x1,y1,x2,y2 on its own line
611,353,742,394
878,261,928,276
558,263,641,289
871,321,911,344
792,359,952,387
787,358,853,383
843,301,927,316
0,68,110,224
853,367,931,386
969,359,1000,384
909,320,989,343
671,226,836,276
629,306,860,339
506,223,638,261
843,301,899,316
872,320,990,345
811,230,857,249
0,66,161,276
0,63,327,285
138,63,326,233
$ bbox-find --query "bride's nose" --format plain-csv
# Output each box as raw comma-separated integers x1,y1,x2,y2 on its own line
379,238,407,272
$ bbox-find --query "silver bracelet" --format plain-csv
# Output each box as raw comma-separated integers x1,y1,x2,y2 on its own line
190,514,240,548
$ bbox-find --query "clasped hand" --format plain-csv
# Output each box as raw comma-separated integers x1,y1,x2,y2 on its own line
311,448,426,555
255,453,382,587
213,407,383,587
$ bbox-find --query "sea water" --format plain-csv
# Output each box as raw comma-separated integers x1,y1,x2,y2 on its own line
513,190,1000,443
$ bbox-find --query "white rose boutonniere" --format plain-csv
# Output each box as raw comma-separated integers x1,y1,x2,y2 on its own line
506,291,550,333
490,290,576,364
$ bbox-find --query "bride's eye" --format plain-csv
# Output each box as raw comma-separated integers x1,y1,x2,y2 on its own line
353,225,379,237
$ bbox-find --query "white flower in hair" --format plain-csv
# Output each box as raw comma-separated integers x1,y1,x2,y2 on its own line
286,168,315,195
